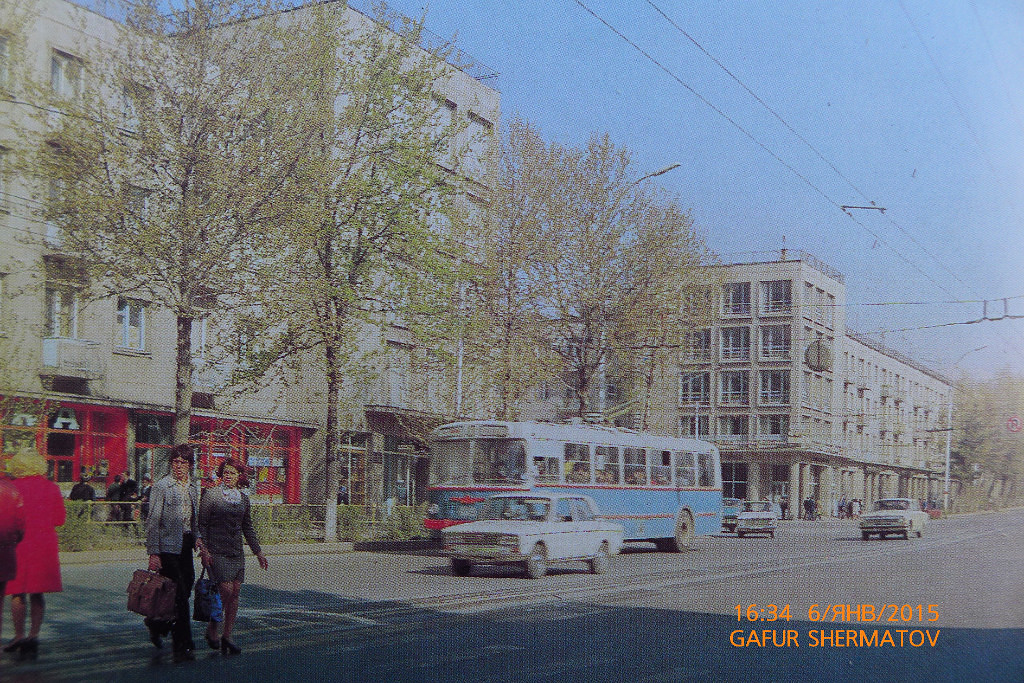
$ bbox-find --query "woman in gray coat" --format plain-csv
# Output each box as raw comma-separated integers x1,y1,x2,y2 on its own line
197,458,267,655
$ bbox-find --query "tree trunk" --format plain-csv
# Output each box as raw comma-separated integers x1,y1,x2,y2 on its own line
323,342,340,542
172,315,194,447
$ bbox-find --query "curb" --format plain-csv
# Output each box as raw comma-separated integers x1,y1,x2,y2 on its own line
59,541,355,566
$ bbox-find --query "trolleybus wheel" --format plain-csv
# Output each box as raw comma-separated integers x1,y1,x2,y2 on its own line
451,558,472,576
666,510,695,552
524,544,547,579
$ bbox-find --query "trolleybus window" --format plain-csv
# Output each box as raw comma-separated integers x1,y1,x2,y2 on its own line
674,451,697,487
564,443,591,483
623,447,646,485
531,442,561,483
697,452,716,487
472,439,527,484
652,450,672,485
595,445,621,484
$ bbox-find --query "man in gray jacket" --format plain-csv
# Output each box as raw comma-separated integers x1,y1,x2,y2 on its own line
144,444,202,662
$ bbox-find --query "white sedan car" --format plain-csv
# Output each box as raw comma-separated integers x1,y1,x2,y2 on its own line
735,500,779,538
441,493,624,578
859,498,928,540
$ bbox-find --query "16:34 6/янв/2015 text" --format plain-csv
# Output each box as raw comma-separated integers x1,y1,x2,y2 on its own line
734,604,939,623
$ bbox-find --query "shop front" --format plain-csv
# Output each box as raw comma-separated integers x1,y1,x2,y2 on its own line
0,397,306,503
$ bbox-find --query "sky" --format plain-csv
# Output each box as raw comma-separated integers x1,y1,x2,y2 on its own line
372,0,1024,380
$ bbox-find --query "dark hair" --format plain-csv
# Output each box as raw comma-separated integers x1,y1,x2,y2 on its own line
217,457,249,487
168,444,195,466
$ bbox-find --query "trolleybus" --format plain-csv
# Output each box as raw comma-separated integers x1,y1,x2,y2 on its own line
425,420,722,551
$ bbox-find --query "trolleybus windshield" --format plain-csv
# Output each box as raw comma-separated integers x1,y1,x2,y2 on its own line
430,438,527,485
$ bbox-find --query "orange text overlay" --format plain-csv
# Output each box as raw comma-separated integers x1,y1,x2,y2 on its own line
730,629,941,648
808,603,939,623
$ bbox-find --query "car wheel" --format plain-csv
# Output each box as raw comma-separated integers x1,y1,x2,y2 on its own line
861,531,870,541
524,544,547,579
451,558,472,576
736,530,745,538
666,510,695,552
590,543,611,574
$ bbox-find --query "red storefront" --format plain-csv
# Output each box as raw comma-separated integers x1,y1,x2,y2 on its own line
0,398,304,503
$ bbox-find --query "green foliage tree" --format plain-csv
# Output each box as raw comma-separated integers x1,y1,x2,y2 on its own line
953,371,1024,501
522,132,713,419
278,5,470,540
27,0,327,446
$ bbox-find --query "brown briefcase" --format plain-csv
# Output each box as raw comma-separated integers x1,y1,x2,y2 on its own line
126,569,176,622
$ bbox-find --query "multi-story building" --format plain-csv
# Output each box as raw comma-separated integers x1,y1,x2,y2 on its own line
671,251,952,514
0,0,500,504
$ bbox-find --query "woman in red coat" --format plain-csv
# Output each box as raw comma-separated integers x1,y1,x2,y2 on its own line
3,446,65,660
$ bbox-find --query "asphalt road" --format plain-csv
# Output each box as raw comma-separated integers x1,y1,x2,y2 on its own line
6,509,1024,682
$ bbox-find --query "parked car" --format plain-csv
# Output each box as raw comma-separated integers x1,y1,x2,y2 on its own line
721,497,742,533
859,498,928,540
441,492,624,578
735,500,779,538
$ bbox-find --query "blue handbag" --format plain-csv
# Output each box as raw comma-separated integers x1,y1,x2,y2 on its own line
193,567,223,623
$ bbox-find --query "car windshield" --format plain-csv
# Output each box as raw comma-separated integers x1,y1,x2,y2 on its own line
478,497,551,522
744,501,771,512
874,499,910,511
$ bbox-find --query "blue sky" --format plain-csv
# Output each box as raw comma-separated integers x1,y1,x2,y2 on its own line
377,0,1024,378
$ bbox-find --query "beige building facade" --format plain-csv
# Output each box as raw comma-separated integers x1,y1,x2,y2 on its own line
0,0,500,505
671,252,952,515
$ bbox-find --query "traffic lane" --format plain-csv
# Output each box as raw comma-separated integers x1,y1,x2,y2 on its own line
28,590,1024,683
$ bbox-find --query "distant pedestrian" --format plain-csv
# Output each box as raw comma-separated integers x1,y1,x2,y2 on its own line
106,474,124,522
779,496,789,520
3,445,65,661
68,479,95,502
198,458,267,655
0,469,25,651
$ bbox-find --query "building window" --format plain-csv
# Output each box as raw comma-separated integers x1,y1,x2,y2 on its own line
684,329,711,361
761,280,792,314
680,372,710,404
718,415,749,441
51,50,83,99
719,371,749,404
721,327,750,360
116,298,146,350
722,282,751,316
760,370,790,405
0,35,8,88
760,325,791,359
679,415,709,438
721,461,748,499
0,146,8,213
759,415,789,440
45,286,79,338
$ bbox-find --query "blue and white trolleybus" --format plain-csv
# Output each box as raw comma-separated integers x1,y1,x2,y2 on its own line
424,420,722,551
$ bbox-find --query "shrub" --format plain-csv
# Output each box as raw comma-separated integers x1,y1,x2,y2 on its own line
58,501,98,552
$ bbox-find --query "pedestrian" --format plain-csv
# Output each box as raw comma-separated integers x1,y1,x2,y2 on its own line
106,474,123,522
68,478,95,501
802,496,812,520
0,469,25,651
118,474,139,523
145,444,201,662
197,458,268,655
139,477,153,520
779,496,789,520
3,445,65,660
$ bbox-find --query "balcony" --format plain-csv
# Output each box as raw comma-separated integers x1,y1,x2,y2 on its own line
40,337,104,380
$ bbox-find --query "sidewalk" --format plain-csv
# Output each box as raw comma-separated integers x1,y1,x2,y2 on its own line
59,541,355,566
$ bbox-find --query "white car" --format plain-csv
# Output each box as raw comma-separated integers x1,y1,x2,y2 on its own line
441,493,624,578
735,500,779,538
859,498,928,540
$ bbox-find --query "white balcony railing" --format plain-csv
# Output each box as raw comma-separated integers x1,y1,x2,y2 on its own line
41,337,104,379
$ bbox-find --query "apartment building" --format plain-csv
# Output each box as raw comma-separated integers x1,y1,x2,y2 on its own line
671,251,952,514
0,0,500,505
